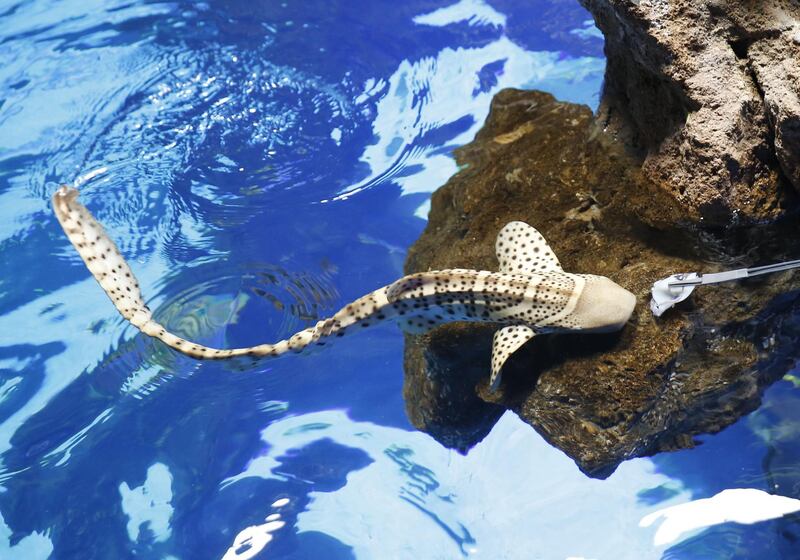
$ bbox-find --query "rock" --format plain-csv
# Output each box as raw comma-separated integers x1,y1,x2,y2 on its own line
403,89,800,478
579,0,800,225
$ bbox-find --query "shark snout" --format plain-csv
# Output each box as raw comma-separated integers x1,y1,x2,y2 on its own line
569,276,636,332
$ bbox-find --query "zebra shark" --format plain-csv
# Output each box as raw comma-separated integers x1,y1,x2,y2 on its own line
52,186,636,390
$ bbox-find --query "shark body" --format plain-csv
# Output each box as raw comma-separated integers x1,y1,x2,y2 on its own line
53,186,636,390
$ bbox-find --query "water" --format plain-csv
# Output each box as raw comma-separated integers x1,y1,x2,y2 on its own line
1,0,799,558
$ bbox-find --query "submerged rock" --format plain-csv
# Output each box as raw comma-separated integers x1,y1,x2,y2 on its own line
579,0,800,225
403,89,800,478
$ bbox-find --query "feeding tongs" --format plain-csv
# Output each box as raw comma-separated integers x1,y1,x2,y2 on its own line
650,258,800,317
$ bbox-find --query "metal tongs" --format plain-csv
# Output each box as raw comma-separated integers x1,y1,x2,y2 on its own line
650,259,800,317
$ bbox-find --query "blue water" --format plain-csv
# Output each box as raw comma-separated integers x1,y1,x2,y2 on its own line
2,1,800,558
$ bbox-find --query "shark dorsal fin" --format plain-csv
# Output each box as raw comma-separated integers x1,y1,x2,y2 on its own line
490,325,535,391
495,221,562,274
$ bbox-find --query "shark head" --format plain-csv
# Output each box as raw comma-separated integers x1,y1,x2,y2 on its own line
567,274,637,333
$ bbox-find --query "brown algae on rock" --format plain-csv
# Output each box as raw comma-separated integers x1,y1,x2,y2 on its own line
403,88,800,478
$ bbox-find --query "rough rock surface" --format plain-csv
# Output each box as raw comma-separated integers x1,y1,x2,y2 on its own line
403,89,800,478
579,0,800,225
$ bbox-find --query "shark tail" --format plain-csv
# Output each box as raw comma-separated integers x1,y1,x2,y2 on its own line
52,186,300,361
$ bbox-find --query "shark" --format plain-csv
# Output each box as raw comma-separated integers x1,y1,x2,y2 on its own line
52,186,636,390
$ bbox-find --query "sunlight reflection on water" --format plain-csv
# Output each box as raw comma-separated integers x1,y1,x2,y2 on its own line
223,410,683,558
4,0,799,558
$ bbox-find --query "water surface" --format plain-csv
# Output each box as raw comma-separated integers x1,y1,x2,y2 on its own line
1,0,799,558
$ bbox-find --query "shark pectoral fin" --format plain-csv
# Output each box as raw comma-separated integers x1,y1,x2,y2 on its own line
495,221,562,274
489,325,535,392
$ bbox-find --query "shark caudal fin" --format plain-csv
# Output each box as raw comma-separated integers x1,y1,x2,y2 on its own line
52,186,285,361
52,186,154,330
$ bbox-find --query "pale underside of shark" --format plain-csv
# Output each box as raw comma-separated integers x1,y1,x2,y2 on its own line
52,186,636,390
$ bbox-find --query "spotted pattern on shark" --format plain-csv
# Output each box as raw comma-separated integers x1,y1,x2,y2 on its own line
52,186,636,390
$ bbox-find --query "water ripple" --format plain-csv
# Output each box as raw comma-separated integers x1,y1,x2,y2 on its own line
109,260,340,387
